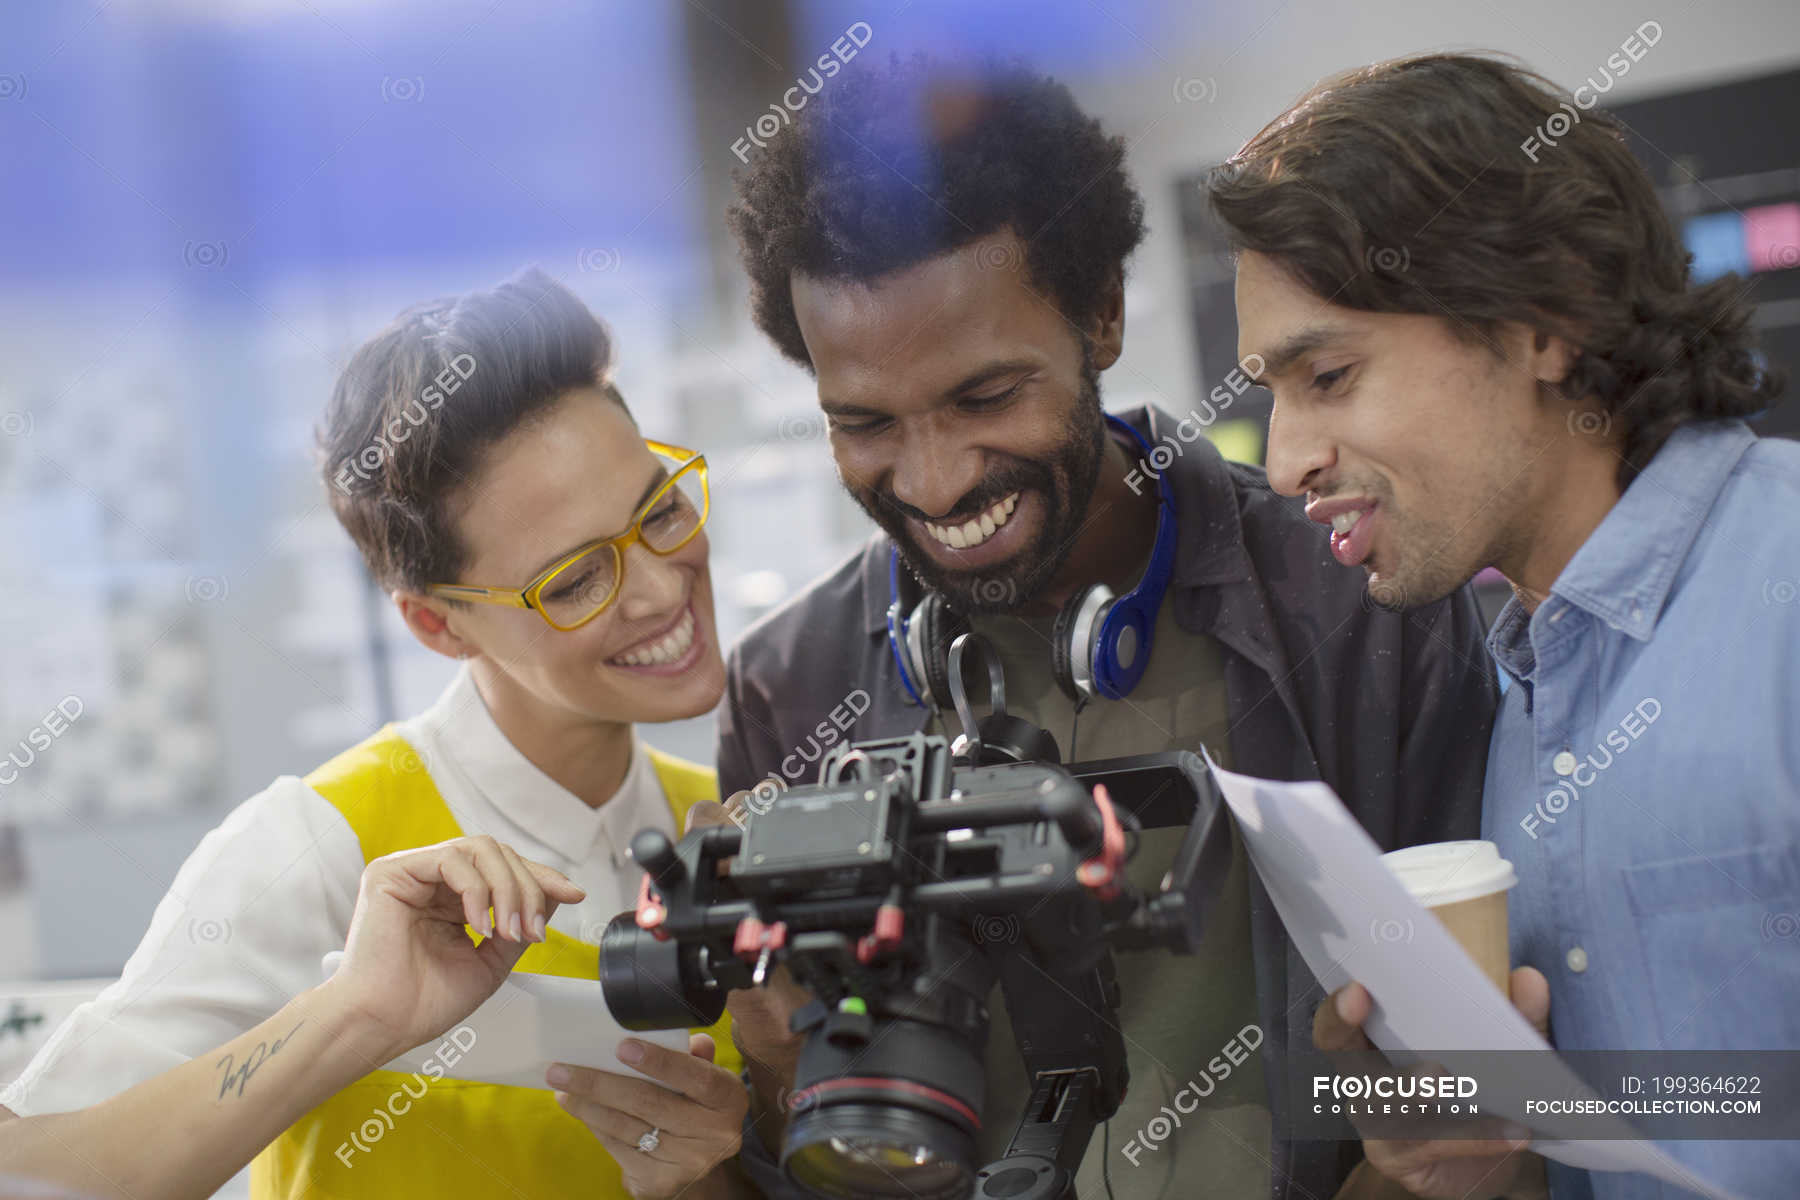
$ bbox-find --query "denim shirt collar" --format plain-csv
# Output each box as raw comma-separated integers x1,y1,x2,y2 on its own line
1486,419,1758,685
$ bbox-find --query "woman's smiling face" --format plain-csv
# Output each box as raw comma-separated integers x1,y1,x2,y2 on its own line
425,387,725,725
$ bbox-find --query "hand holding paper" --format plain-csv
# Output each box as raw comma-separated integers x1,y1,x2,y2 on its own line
1205,757,1740,1200
1316,971,1550,1199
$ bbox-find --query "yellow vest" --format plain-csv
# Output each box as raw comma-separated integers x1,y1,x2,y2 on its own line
250,725,740,1199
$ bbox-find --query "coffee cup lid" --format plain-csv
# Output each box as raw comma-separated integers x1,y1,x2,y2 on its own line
1381,840,1517,907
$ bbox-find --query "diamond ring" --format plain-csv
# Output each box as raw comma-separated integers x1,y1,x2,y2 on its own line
636,1126,661,1154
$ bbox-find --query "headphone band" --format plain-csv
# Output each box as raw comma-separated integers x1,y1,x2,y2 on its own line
885,551,928,707
1086,413,1178,700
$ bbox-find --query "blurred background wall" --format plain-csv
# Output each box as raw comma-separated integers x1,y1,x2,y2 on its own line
0,0,1795,1002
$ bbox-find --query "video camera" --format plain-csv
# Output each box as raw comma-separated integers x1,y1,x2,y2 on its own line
601,644,1231,1200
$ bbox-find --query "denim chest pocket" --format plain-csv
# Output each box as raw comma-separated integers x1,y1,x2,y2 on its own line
1621,839,1800,1050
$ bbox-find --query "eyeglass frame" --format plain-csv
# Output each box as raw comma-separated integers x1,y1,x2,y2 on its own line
424,438,709,631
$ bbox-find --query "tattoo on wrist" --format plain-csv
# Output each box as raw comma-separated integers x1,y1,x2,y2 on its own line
215,1021,305,1100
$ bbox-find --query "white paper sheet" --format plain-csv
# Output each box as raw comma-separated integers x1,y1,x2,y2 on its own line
1206,759,1740,1200
320,950,688,1090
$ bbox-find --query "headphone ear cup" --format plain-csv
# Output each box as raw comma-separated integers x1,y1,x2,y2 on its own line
1051,587,1091,704
916,593,967,711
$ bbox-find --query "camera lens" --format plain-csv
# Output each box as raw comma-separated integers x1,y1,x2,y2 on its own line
598,913,726,1029
780,982,989,1200
785,1100,975,1199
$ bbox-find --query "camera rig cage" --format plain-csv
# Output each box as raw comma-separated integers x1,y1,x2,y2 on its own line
601,731,1231,1200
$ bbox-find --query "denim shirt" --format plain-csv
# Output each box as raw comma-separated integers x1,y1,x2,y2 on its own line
1483,420,1800,1200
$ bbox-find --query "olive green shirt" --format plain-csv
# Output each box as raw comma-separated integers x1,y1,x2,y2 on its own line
928,593,1272,1198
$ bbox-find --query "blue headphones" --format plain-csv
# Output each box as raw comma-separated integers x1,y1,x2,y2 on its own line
886,413,1178,709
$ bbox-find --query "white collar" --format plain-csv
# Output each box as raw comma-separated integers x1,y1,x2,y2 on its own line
403,666,663,865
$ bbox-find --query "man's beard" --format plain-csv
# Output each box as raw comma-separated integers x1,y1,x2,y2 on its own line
846,361,1107,616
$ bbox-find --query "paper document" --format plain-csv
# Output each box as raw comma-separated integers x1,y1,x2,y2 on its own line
1206,760,1739,1200
320,950,687,1090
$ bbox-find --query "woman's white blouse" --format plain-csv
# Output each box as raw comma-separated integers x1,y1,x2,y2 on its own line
1,667,678,1116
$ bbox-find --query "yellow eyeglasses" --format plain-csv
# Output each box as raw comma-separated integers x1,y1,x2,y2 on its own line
426,439,710,632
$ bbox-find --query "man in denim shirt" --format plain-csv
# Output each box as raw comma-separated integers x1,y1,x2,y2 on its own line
1478,418,1800,1200
1208,53,1796,1200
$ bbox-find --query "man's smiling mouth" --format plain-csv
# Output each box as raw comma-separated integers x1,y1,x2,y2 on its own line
922,492,1019,549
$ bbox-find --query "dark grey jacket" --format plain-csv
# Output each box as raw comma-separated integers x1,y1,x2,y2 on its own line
717,404,1499,1200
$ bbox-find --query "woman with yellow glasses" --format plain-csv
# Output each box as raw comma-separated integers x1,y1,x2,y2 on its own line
426,436,710,636
0,269,760,1200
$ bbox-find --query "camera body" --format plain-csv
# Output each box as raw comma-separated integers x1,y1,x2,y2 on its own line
601,733,1229,1199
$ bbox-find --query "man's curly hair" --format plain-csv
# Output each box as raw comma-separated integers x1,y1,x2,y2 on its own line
1207,52,1783,488
728,53,1147,369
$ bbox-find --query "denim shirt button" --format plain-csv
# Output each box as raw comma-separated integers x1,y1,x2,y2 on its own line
1565,946,1589,973
1552,750,1578,776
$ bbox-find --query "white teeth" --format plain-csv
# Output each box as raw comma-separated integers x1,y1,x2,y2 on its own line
925,492,1019,549
613,609,696,667
1331,511,1361,535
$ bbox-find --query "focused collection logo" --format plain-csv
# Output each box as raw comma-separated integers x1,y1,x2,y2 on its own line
1312,1072,1480,1116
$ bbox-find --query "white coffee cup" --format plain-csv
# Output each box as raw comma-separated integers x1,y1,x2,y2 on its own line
1381,840,1517,993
